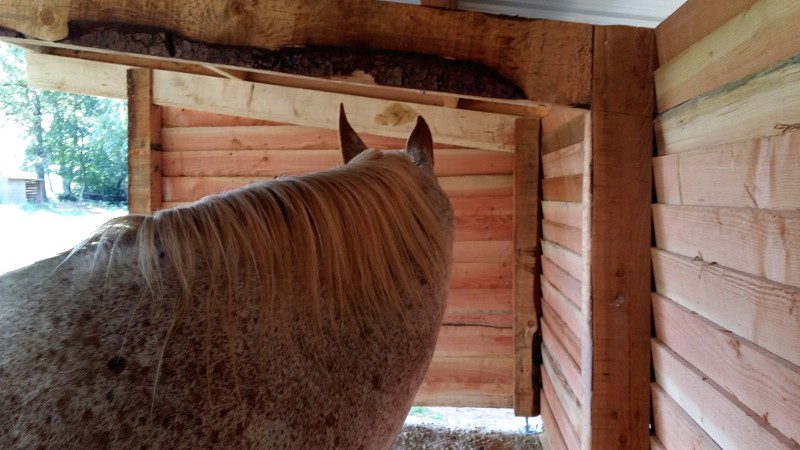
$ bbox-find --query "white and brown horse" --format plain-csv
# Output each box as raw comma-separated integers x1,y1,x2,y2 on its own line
0,107,454,448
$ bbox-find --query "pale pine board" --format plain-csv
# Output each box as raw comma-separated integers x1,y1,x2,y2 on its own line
416,355,513,408
653,204,800,287
542,346,582,433
651,383,723,450
653,294,800,444
541,256,582,311
433,326,511,358
542,318,582,400
541,391,570,450
162,148,512,177
652,248,800,368
542,142,584,179
655,0,759,66
541,201,582,229
542,175,582,203
542,240,583,283
542,302,581,372
452,241,512,263
444,289,512,328
162,175,513,202
653,131,800,209
652,339,795,449
541,277,583,346
542,220,581,255
655,0,800,112
542,367,581,450
655,54,800,155
449,262,511,290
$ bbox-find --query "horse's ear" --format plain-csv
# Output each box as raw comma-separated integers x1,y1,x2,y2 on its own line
406,116,434,170
339,104,368,163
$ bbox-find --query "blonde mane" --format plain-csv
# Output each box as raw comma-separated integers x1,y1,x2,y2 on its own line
87,149,452,348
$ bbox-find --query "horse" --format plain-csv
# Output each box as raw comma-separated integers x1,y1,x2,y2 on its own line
0,106,455,449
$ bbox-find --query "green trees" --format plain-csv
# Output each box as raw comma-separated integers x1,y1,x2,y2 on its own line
0,43,127,204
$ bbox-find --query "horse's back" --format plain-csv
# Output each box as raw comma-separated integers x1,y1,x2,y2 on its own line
0,243,446,449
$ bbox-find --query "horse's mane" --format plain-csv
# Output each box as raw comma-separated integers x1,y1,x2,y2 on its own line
85,149,452,346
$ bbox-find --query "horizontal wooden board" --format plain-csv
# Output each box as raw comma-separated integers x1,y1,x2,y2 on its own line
450,262,512,290
541,108,586,156
655,0,759,66
542,366,581,450
541,256,581,308
655,0,800,112
652,339,796,450
541,201,582,229
161,125,406,151
452,240,512,263
541,240,583,283
541,220,581,255
652,248,800,368
162,147,511,178
541,277,583,344
416,355,513,408
653,293,800,444
653,204,800,287
449,196,512,216
541,391,570,450
542,142,584,179
438,176,513,197
454,215,513,242
542,346,582,433
444,289,512,328
152,70,521,152
433,325,512,358
161,175,513,202
542,318,582,400
542,302,581,371
653,131,800,209
655,54,800,155
162,106,276,127
651,382,723,450
542,175,582,202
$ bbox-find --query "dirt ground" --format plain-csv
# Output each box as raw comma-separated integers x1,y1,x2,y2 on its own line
393,408,543,450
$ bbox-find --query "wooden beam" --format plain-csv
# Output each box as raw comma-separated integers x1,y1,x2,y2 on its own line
655,0,800,112
127,68,161,214
151,70,520,151
512,118,540,416
588,25,655,450
653,293,800,444
23,50,554,119
653,204,800,287
0,0,593,105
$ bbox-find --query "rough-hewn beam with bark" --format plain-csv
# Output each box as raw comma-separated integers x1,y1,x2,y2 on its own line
0,0,593,105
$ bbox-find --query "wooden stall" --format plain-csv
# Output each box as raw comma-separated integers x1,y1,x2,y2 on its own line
3,0,792,447
651,1,800,449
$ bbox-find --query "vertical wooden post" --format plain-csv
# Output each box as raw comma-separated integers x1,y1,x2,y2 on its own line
127,68,162,214
513,117,541,416
588,26,656,449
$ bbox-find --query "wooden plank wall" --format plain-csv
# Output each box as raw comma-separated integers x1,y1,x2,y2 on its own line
539,107,590,450
157,105,523,409
652,1,800,448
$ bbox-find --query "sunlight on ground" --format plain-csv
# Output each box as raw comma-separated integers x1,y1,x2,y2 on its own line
0,204,126,275
405,407,542,434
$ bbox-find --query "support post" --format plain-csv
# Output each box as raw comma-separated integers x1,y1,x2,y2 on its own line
127,68,162,214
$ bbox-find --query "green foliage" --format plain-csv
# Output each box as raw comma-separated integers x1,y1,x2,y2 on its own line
0,43,128,204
